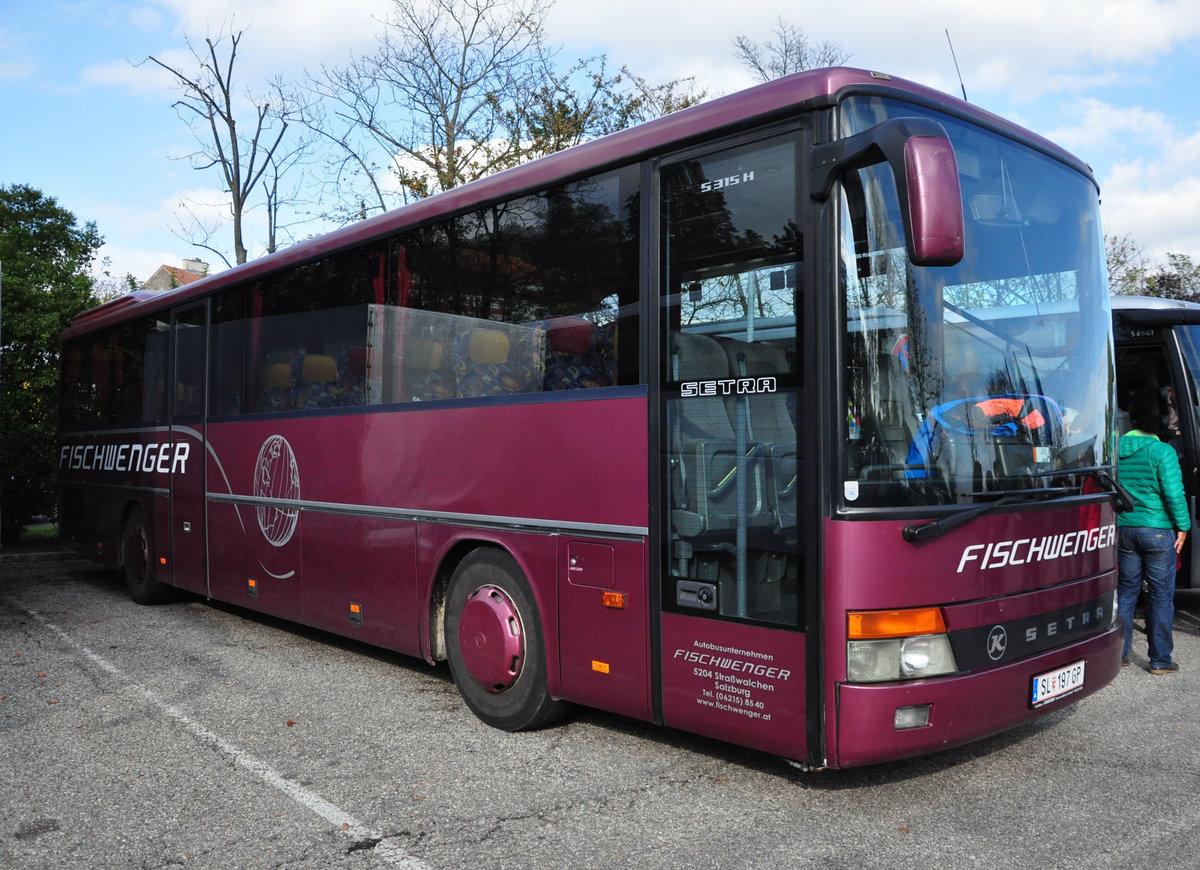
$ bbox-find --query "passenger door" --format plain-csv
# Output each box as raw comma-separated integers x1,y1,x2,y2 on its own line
656,129,810,759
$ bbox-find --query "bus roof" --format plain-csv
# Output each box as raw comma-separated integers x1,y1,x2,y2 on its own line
1111,294,1200,325
66,66,1095,340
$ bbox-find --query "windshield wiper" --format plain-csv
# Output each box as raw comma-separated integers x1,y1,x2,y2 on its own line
901,464,1132,544
902,494,1021,543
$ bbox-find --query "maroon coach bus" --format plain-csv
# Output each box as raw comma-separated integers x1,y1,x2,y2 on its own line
59,68,1122,769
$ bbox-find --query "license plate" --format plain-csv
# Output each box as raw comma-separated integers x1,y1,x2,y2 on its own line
1031,659,1085,707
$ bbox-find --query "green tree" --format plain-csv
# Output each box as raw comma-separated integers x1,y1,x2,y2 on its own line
0,184,102,542
1147,252,1200,301
1105,231,1150,296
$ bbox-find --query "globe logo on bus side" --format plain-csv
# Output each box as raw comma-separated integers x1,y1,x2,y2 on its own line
253,435,300,547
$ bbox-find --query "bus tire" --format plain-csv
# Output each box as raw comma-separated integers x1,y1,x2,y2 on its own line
444,548,567,731
121,505,168,605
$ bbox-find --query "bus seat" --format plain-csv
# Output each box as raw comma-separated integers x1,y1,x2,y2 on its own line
258,361,293,412
721,339,796,531
595,321,619,384
337,347,371,406
452,326,544,397
544,316,610,390
403,338,455,401
669,332,767,538
293,353,340,409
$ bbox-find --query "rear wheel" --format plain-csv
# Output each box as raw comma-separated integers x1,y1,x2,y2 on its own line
445,548,567,731
122,506,168,605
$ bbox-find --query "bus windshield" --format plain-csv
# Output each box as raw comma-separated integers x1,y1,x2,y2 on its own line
838,97,1112,508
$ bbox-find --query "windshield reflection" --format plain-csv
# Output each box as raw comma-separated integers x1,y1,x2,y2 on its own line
838,98,1112,508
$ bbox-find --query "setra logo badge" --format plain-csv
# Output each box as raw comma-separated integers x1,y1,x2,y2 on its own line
986,625,1008,661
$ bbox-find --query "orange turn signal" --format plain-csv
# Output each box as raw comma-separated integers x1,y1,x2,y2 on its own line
602,591,626,609
848,607,947,640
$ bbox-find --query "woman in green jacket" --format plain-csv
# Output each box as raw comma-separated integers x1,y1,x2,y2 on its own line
1117,402,1191,674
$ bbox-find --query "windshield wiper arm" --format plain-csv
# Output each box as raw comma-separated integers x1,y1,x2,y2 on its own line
1026,464,1134,513
902,466,1133,544
902,495,1021,543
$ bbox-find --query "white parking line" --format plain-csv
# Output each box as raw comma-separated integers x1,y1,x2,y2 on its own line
8,598,430,870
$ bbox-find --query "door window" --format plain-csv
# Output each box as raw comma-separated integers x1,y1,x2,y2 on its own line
660,132,803,627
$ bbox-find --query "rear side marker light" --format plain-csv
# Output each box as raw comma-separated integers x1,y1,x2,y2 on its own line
602,591,626,609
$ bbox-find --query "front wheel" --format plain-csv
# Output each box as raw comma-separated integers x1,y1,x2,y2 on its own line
122,505,169,605
444,548,567,731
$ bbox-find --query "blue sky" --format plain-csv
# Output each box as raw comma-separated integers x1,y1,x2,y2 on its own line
3,0,1200,285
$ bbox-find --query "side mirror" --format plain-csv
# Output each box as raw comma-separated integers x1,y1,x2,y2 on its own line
811,117,965,267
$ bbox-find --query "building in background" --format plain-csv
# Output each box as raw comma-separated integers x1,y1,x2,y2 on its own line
142,259,208,291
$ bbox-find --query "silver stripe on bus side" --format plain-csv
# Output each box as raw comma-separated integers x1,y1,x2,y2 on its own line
63,482,170,498
206,492,649,540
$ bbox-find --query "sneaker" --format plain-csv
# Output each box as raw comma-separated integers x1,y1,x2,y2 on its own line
1150,662,1180,675
1122,657,1131,667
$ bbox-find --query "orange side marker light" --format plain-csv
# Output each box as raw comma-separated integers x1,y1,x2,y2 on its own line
602,591,626,609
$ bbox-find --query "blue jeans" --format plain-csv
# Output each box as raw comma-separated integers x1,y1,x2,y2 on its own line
1117,527,1176,668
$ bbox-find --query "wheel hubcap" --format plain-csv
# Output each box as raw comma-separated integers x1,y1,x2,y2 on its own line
457,585,524,692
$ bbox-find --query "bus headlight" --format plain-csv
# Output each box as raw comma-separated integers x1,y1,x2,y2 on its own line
846,607,959,683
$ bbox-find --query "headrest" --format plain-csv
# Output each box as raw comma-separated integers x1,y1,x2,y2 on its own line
264,362,291,390
545,316,592,355
468,328,510,365
672,332,729,381
300,354,338,384
406,339,444,371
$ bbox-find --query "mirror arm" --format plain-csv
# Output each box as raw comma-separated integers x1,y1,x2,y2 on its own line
809,116,952,203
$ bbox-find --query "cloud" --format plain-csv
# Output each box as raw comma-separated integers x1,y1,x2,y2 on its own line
548,0,1200,104
1102,173,1200,263
0,24,36,82
1044,99,1176,160
144,0,394,77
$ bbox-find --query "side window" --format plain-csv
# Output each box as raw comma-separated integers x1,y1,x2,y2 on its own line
60,339,93,429
112,316,168,425
173,306,206,420
60,317,167,427
210,289,246,417
398,164,641,400
140,320,168,424
246,242,390,414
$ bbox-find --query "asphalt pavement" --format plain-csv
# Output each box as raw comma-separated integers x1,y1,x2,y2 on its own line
2,551,1198,869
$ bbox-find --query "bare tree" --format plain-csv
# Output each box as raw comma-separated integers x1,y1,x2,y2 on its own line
309,0,555,218
733,17,851,82
501,55,706,162
146,28,296,265
304,0,706,223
